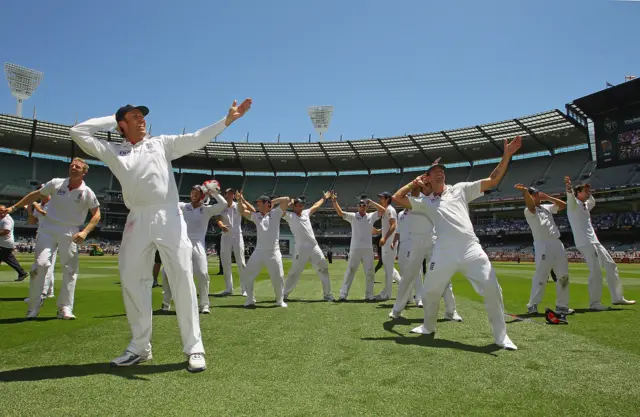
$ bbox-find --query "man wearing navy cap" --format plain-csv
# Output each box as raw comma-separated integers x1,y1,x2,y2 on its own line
70,98,252,372
514,184,573,315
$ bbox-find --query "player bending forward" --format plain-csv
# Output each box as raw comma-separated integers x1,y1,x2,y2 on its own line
283,193,334,301
564,178,635,309
70,99,252,372
161,182,227,314
403,137,523,350
392,182,461,321
331,194,379,301
239,194,290,308
1,158,101,320
514,184,574,315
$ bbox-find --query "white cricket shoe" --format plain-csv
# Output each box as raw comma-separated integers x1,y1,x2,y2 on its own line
613,299,636,306
410,325,434,335
527,304,538,314
241,290,248,297
57,307,76,320
187,353,206,373
499,335,518,351
110,350,152,367
277,301,288,308
417,300,424,308
373,294,389,301
161,302,171,312
388,310,402,319
324,294,335,302
444,311,463,322
200,305,211,314
46,294,55,299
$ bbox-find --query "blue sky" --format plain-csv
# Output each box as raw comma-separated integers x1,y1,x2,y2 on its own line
0,0,638,143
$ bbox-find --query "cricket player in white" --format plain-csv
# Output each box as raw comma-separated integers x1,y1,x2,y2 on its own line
396,137,523,350
368,192,402,300
239,194,291,308
27,198,56,298
515,184,574,315
161,183,227,314
391,184,461,321
216,188,247,296
69,99,252,372
282,193,334,301
2,158,101,320
331,195,379,301
564,178,635,309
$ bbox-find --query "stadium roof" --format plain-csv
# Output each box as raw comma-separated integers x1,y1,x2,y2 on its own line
570,77,640,119
0,109,587,174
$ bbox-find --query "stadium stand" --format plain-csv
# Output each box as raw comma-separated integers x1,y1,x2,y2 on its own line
304,175,335,199
587,163,640,189
241,176,277,200
273,175,307,198
540,149,590,192
365,173,403,196
497,156,552,197
332,174,369,201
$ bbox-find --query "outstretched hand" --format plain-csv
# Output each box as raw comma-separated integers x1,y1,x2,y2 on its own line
225,98,252,126
504,136,522,157
514,183,528,191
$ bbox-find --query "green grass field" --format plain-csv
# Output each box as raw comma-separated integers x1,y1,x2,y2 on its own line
1,254,639,416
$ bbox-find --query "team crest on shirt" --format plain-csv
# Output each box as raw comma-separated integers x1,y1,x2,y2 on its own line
57,189,66,196
429,262,435,270
186,206,193,211
118,150,131,156
75,192,84,204
199,207,203,213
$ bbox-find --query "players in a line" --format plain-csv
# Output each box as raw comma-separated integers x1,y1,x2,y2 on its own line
70,99,252,372
161,182,227,314
392,183,461,321
367,192,402,300
1,158,101,320
514,184,573,315
216,188,247,296
26,189,56,299
330,194,378,301
394,137,522,350
564,178,635,309
0,205,29,282
238,194,290,308
282,193,334,301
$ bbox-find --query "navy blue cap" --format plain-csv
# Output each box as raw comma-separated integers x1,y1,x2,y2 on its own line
256,195,271,202
293,197,305,205
377,191,392,199
115,104,149,122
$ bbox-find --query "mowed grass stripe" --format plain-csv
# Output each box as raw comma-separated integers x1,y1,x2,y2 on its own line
0,257,639,416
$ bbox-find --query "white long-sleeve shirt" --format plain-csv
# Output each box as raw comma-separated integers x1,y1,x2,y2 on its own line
180,193,226,242
70,116,227,209
566,193,598,247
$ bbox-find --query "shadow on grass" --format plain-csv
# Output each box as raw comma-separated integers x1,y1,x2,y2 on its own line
0,317,58,324
0,297,27,302
362,333,500,356
94,313,128,319
572,307,627,314
215,304,280,309
283,299,332,304
0,362,185,382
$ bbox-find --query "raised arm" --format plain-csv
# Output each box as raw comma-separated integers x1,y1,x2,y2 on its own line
564,176,577,210
237,191,256,213
514,184,536,213
271,196,291,213
238,199,252,219
309,191,331,216
69,116,117,160
205,192,228,217
480,136,522,193
331,195,345,218
161,99,252,160
540,192,567,211
367,199,385,213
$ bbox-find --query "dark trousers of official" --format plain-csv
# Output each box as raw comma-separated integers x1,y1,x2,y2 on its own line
0,247,27,276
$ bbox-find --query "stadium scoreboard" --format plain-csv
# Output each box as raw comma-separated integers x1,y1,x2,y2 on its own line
594,102,640,167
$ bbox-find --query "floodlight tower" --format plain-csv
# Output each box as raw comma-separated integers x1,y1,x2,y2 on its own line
4,63,43,118
308,105,334,141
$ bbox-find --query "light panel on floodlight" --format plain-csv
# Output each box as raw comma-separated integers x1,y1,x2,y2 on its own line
4,63,43,100
308,105,334,138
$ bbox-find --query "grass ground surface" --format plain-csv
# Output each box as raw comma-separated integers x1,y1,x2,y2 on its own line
1,254,639,416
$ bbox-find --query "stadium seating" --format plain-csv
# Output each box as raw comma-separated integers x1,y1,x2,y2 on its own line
588,164,639,189
213,175,244,194
242,176,277,200
273,176,307,198
332,174,369,202
304,175,335,199
497,156,552,197
540,150,590,192
180,172,213,195
365,173,403,196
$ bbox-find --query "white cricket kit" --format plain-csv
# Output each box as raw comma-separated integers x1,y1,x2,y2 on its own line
393,208,456,315
162,194,227,309
378,205,401,299
524,204,570,310
33,204,57,297
27,178,99,316
218,201,246,293
566,193,624,306
71,115,228,356
340,211,379,299
0,214,15,249
410,181,510,346
283,209,332,298
242,206,286,305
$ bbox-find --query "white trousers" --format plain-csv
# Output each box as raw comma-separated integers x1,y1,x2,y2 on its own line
162,239,211,308
32,248,56,297
284,244,332,298
577,242,624,307
28,224,79,314
119,204,203,356
394,242,456,315
379,244,401,298
421,241,509,345
528,239,570,309
241,249,285,304
340,247,375,299
221,233,246,293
